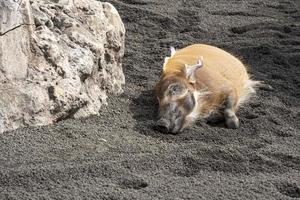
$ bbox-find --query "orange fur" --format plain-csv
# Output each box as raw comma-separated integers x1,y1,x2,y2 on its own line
156,44,259,119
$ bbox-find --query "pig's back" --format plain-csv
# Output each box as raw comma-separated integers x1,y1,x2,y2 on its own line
167,44,250,97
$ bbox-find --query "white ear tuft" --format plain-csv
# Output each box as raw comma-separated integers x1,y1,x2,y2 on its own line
194,89,211,99
170,46,176,57
163,56,170,71
197,56,203,65
185,58,203,82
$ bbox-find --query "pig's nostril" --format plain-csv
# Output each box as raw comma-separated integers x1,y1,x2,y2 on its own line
156,119,170,132
157,125,168,133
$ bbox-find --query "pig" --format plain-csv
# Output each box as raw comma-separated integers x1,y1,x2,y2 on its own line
154,44,260,133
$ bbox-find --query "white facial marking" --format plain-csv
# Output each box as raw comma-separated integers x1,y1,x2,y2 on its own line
186,91,200,121
186,89,211,121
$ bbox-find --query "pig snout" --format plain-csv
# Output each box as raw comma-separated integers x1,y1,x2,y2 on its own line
156,117,183,134
156,102,186,134
156,118,170,133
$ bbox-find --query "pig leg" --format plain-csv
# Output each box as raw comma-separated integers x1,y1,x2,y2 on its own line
224,94,239,129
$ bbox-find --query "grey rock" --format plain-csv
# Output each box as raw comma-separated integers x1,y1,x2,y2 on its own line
0,0,125,133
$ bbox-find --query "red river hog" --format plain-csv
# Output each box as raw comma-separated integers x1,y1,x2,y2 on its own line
154,44,260,133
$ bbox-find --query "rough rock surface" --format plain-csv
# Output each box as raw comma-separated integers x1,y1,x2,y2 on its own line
0,0,125,133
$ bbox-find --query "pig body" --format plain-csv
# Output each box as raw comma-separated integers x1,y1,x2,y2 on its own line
155,44,259,133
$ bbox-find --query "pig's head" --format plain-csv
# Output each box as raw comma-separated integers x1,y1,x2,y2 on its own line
155,59,203,134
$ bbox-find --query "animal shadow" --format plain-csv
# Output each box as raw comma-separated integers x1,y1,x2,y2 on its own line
129,89,160,135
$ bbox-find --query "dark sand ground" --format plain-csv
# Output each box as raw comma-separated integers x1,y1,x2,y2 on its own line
1,0,300,199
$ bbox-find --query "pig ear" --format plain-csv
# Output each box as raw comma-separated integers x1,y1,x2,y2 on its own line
170,46,176,57
185,58,203,83
163,46,176,71
163,57,170,72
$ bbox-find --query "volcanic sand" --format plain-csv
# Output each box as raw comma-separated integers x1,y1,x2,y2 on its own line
0,0,299,199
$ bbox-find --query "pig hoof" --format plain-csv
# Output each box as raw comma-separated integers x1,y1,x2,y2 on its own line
225,116,239,129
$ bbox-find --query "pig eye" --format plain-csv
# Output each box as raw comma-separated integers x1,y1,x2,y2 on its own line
168,84,184,96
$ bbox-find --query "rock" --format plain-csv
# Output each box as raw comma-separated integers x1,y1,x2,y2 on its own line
0,0,125,133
